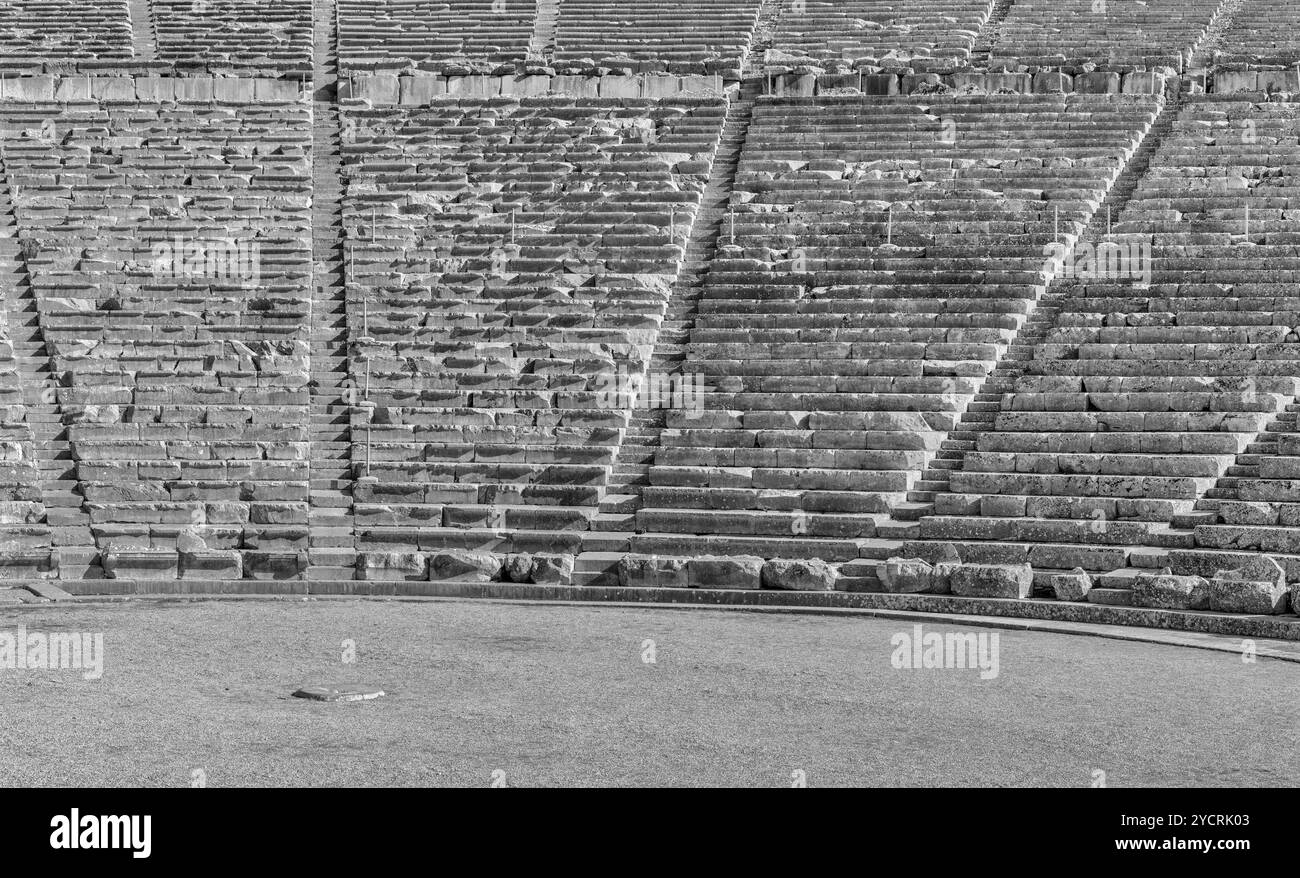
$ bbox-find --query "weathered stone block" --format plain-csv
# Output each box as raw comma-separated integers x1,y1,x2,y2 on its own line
429,550,501,582
687,555,763,589
102,549,178,580
1132,572,1211,610
1049,568,1092,602
359,551,428,581
530,553,574,585
503,553,533,583
244,551,307,580
1208,579,1289,615
618,555,688,588
947,564,1033,599
880,557,934,594
1214,556,1285,589
761,558,838,591
179,550,242,580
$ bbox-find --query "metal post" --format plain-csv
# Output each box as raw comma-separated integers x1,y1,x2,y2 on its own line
886,206,892,245
729,209,735,243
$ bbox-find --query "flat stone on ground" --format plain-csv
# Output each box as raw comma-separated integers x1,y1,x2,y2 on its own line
292,684,387,703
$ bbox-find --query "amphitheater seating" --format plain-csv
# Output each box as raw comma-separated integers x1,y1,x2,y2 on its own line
769,0,990,67
920,94,1300,588
338,0,538,71
338,96,725,557
987,0,1222,72
632,93,1159,553
1217,1,1300,68
552,0,762,75
152,0,312,73
0,0,132,62
2,99,312,580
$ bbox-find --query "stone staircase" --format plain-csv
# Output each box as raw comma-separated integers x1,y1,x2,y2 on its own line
308,0,356,583
740,0,787,77
1191,0,1249,69
969,0,1015,66
0,151,93,580
596,82,759,529
530,0,560,59
126,0,157,61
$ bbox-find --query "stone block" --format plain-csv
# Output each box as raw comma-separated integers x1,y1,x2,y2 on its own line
3,76,54,100
947,564,1033,599
429,549,501,582
687,555,763,589
244,551,307,580
880,557,935,594
179,550,242,580
503,553,533,583
102,549,178,580
214,78,256,102
530,553,574,585
761,558,838,591
1049,568,1092,602
1074,72,1121,94
358,73,399,103
174,77,215,100
1131,572,1211,610
618,554,688,588
1208,579,1289,615
1214,556,1285,589
1033,72,1071,94
1214,70,1257,93
359,551,428,581
255,79,301,101
1121,72,1162,94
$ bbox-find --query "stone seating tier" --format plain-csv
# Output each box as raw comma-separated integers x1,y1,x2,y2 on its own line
5,98,310,578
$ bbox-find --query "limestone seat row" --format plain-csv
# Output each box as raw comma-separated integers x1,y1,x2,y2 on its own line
986,0,1223,72
338,97,726,553
5,99,311,578
768,0,990,67
921,96,1300,612
635,93,1159,543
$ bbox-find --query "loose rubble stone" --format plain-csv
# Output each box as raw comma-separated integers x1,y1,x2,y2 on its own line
530,554,574,585
1049,568,1093,602
503,553,534,583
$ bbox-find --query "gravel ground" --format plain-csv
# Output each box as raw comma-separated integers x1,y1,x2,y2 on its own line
0,598,1295,787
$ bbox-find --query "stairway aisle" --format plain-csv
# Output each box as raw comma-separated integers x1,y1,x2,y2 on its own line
307,0,357,584
0,151,97,580
596,82,761,530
